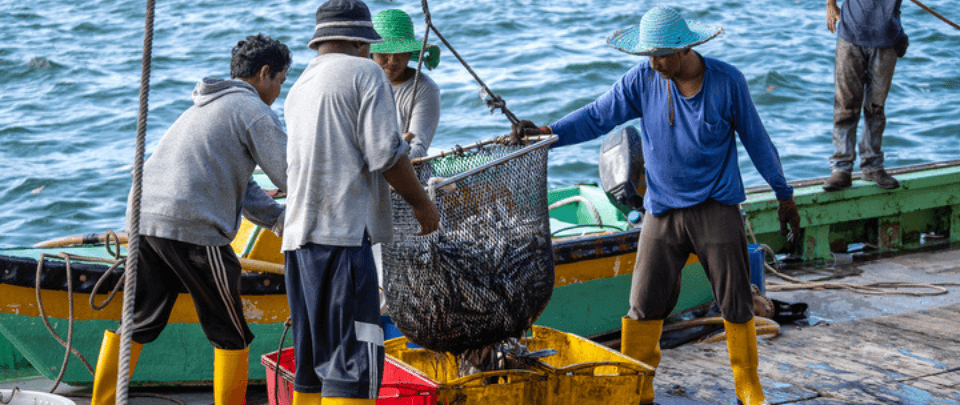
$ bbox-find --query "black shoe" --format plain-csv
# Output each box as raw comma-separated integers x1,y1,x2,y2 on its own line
864,169,900,189
822,171,852,191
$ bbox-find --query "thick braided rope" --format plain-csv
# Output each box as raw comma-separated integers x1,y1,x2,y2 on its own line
117,0,155,403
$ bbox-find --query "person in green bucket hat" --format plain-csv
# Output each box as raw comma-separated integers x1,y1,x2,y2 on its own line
509,6,801,405
370,8,441,159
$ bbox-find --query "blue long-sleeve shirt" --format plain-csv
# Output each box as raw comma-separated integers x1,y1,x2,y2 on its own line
550,55,793,216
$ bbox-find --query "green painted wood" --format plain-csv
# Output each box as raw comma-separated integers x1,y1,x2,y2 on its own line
743,162,960,258
0,334,37,381
952,204,960,241
0,314,288,385
535,262,713,337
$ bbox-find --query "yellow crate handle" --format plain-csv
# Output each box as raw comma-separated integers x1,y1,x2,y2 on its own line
446,369,546,387
554,360,655,376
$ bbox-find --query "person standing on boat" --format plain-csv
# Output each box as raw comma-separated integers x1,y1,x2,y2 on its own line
281,1,440,404
822,0,907,191
367,8,443,314
510,7,800,405
90,34,291,405
370,8,441,160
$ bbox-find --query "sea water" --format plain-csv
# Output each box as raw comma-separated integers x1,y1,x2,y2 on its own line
1,0,959,248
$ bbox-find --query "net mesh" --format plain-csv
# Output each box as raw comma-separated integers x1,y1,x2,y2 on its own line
382,141,555,354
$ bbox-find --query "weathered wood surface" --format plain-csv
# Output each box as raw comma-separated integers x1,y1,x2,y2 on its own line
656,303,960,404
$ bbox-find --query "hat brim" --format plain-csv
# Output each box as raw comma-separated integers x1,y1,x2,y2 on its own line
370,38,424,54
607,22,723,56
308,26,383,50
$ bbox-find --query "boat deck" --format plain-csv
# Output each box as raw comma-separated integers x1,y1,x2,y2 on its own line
3,248,960,404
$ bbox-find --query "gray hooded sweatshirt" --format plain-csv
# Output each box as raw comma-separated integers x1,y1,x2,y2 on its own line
129,77,287,246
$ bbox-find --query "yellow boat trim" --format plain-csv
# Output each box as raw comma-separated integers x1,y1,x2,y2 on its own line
0,284,289,323
554,252,698,287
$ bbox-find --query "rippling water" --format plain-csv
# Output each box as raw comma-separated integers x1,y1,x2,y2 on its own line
2,0,959,248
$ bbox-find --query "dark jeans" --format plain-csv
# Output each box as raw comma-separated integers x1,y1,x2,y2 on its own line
831,37,898,174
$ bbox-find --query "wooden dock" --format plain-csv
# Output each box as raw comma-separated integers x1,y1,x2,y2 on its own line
657,304,960,404
655,249,960,405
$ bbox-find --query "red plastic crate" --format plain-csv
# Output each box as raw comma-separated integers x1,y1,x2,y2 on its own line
261,348,438,405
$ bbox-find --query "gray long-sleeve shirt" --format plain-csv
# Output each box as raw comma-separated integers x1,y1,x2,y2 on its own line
393,71,440,159
129,78,288,246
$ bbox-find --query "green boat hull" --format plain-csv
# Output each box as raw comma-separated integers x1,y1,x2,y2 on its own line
0,183,714,384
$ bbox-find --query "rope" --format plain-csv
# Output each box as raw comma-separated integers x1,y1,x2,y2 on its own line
757,244,960,296
31,231,137,393
0,387,19,404
273,318,293,405
35,252,96,393
403,1,433,135
549,196,603,227
909,0,960,31
89,231,127,310
418,0,519,125
117,0,155,403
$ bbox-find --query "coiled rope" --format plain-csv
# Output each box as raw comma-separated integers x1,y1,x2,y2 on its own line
757,244,960,296
742,211,959,295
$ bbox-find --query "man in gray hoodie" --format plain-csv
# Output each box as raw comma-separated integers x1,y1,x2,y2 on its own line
90,33,291,405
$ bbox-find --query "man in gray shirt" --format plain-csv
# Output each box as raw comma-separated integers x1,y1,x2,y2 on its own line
91,33,291,405
281,1,439,403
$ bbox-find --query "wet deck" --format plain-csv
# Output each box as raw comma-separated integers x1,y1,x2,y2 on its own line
3,248,960,405
655,248,960,404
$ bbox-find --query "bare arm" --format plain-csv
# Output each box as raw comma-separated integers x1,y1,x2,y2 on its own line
826,0,841,33
382,155,440,235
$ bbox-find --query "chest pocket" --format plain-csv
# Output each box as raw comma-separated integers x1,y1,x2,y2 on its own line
698,114,733,151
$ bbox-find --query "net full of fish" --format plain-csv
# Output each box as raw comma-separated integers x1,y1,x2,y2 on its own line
383,144,555,355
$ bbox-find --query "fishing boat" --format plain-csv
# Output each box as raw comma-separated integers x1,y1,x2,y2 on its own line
7,157,960,385
0,170,712,385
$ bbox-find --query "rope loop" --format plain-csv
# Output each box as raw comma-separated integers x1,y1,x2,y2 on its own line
0,388,20,405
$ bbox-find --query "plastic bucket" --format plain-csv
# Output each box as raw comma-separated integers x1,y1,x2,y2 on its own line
0,390,76,405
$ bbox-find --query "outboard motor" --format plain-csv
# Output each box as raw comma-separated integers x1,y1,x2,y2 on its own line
598,126,645,212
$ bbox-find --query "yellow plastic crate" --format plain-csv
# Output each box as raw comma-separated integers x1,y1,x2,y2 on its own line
384,325,654,404
384,337,547,405
231,218,284,265
521,325,655,405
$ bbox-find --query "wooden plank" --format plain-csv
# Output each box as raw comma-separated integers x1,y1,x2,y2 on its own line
775,323,955,379
867,312,960,345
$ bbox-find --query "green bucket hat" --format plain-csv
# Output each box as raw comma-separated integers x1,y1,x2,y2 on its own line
370,9,440,69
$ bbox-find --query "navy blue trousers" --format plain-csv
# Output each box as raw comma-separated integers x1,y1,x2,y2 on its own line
284,241,385,398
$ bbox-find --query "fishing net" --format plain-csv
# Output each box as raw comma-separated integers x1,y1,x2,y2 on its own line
382,137,556,354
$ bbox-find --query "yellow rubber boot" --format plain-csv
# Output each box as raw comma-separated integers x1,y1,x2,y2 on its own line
214,347,249,405
322,398,375,405
620,317,663,404
91,330,144,405
724,318,770,405
292,391,324,405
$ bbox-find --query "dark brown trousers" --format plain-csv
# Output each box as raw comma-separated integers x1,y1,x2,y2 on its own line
627,199,754,324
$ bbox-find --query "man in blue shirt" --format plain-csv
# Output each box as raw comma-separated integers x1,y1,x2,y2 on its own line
823,0,907,190
511,7,798,405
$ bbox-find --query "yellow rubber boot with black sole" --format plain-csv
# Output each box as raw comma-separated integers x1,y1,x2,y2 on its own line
214,347,249,405
91,330,144,405
725,318,770,405
620,317,663,404
292,391,324,405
